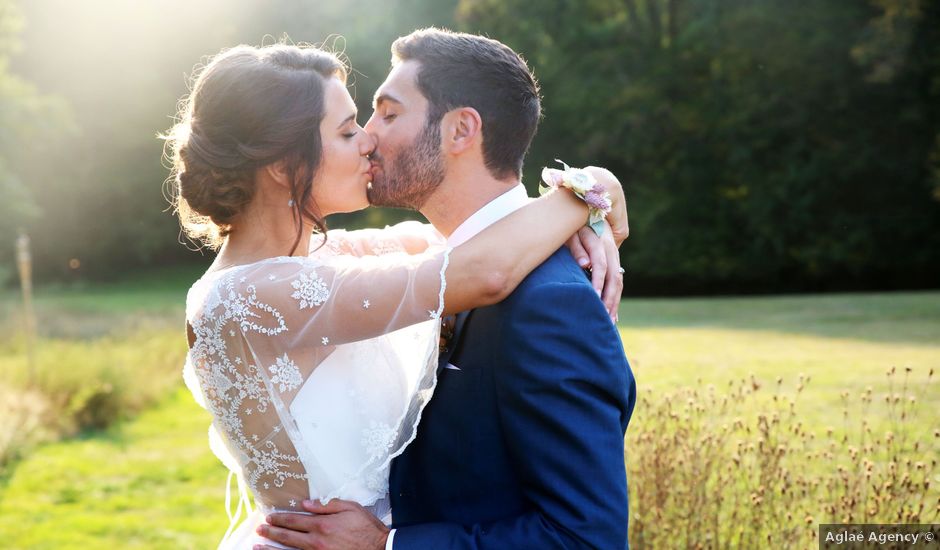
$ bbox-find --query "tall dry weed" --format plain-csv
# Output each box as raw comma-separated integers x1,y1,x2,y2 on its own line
628,368,938,549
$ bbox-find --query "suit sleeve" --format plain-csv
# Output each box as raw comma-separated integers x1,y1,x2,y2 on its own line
392,281,635,549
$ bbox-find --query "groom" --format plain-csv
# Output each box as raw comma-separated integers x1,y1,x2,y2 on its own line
261,28,637,549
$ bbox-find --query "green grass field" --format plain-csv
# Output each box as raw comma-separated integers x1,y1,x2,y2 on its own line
619,292,940,431
0,389,225,548
0,267,201,474
0,273,937,548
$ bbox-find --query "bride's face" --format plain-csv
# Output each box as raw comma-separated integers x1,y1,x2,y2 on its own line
311,77,375,215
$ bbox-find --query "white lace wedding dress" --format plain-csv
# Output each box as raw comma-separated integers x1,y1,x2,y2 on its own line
183,225,448,549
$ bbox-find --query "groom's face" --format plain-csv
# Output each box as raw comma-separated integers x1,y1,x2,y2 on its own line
364,60,445,210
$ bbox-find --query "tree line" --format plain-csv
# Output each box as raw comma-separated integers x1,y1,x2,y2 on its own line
1,0,937,294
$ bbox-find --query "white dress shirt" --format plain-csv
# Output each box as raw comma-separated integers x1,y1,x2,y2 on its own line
445,184,532,246
385,183,530,550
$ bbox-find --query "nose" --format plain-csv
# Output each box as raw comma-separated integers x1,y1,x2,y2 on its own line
363,111,379,136
360,128,376,157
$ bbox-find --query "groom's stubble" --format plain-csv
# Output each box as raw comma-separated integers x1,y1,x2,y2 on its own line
367,119,446,210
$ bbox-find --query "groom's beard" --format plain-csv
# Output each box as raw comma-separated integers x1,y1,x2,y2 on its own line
367,122,445,210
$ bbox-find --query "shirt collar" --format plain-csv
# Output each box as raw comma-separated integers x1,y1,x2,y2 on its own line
446,184,531,247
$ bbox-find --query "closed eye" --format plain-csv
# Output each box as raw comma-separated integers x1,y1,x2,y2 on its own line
383,114,397,122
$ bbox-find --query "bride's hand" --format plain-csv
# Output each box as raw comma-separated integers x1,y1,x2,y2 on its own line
565,222,624,322
583,166,629,247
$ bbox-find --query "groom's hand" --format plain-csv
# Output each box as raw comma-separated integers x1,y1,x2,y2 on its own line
257,499,389,550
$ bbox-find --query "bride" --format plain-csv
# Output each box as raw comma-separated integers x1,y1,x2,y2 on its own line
163,43,626,549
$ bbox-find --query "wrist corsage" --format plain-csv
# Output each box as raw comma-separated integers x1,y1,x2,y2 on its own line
540,159,612,236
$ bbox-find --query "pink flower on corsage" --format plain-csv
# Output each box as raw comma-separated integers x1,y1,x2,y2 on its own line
540,159,612,236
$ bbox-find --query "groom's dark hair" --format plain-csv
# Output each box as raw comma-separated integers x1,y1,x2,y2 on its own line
391,28,541,180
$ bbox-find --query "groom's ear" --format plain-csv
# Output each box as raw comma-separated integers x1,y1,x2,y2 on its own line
442,107,482,156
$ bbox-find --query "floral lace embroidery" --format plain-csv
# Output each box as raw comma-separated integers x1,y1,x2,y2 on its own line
269,353,302,393
184,248,450,519
291,272,330,309
318,236,356,257
314,228,413,258
363,463,390,493
188,271,305,502
361,420,397,460
367,236,406,256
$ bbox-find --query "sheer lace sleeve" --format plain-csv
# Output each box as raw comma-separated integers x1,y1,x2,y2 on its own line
312,221,445,258
244,250,449,345
183,248,450,526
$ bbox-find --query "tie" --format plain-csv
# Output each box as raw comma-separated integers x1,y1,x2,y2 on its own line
439,314,456,355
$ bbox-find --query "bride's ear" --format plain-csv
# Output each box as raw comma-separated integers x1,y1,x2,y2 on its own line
443,107,482,156
261,160,292,191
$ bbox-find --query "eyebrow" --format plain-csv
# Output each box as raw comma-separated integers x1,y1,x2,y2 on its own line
336,113,356,129
373,92,403,108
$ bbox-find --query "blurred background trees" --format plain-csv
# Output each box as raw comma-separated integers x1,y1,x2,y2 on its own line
1,0,937,294
0,0,72,284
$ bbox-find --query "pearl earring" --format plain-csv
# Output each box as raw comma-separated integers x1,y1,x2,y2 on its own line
288,199,295,207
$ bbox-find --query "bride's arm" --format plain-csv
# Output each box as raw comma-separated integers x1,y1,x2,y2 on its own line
314,221,441,257
245,168,623,346
316,166,629,263
441,168,624,315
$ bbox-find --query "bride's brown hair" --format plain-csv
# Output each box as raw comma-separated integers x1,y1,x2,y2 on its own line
162,44,346,251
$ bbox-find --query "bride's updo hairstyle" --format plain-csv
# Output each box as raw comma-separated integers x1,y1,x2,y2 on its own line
163,44,347,251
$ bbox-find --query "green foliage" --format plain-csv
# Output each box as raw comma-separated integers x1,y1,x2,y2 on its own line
3,0,457,282
0,272,188,471
0,0,72,267
0,18,70,287
459,0,940,292
1,0,938,292
0,329,185,467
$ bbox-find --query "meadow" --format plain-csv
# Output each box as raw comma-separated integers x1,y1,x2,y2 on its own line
0,267,201,468
619,293,939,547
0,273,937,549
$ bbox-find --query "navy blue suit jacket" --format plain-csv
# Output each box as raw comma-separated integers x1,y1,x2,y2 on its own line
389,248,637,549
